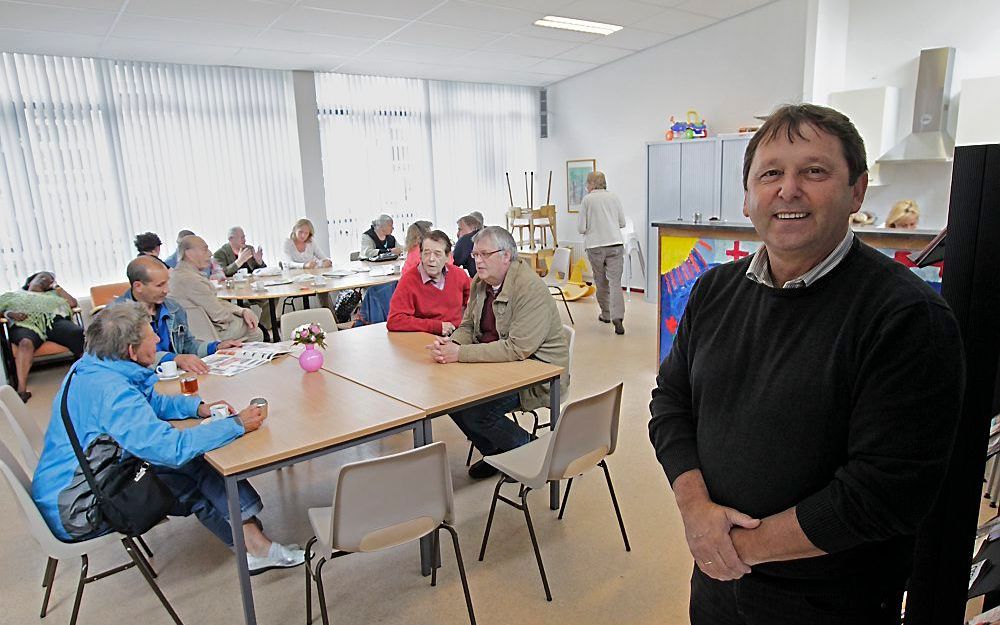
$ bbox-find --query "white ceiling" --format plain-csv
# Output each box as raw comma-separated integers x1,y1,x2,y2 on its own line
0,0,775,86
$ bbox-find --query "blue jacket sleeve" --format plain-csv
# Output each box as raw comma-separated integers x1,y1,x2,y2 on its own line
99,385,244,469
147,389,202,421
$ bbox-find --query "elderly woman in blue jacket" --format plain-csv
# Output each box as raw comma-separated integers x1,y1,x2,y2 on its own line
32,302,303,574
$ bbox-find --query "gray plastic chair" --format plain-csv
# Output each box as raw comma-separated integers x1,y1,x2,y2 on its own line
304,441,475,625
466,325,575,467
0,384,44,473
478,382,629,601
0,436,182,625
543,247,574,324
280,308,338,341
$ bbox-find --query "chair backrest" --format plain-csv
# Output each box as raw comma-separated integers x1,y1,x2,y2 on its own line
0,434,73,556
544,383,623,482
331,442,453,553
0,384,43,473
546,248,572,285
89,282,130,309
280,308,338,341
182,307,220,342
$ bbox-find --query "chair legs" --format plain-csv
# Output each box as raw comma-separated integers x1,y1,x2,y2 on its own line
136,535,155,560
478,477,552,601
548,286,574,324
437,524,477,625
68,555,89,625
122,537,184,624
40,556,58,617
557,478,574,520
519,487,552,601
305,527,475,625
599,460,631,552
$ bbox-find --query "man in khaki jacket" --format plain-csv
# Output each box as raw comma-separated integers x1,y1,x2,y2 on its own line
169,236,264,343
429,226,569,479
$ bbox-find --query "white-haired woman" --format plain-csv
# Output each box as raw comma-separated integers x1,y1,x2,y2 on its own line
32,302,304,573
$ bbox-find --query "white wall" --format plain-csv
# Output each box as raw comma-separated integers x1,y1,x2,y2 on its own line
539,0,810,290
841,0,1000,230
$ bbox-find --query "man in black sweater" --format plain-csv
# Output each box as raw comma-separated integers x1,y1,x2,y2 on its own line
649,103,964,625
453,214,482,277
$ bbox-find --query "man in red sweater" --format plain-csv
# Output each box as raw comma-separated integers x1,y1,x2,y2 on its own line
387,230,470,336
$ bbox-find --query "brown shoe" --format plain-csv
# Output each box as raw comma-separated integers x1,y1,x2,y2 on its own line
613,320,625,335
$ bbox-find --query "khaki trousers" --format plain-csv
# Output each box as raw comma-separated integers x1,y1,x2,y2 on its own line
587,244,626,321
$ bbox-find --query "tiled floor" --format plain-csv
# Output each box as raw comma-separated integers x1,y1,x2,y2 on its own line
1,295,699,625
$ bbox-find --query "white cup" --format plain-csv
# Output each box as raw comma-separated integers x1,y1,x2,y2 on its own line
210,404,229,419
156,361,178,377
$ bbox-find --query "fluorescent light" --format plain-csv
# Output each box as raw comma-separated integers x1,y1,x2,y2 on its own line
533,16,623,36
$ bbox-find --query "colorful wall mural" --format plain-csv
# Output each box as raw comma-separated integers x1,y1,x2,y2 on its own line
658,235,944,364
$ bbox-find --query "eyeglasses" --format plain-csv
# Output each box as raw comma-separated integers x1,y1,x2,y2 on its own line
470,249,502,261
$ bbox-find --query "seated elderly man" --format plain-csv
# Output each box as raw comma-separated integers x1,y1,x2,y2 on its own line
171,235,264,343
115,256,240,375
32,302,304,573
452,214,482,277
214,226,266,278
388,230,470,336
428,226,569,479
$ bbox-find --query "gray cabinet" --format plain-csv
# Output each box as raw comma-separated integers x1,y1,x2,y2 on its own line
720,136,750,223
645,135,754,300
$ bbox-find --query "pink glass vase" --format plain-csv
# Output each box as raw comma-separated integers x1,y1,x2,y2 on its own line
299,343,324,373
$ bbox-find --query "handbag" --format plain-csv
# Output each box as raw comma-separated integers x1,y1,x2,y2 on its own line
60,368,176,537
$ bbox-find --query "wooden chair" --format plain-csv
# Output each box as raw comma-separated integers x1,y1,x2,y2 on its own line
507,206,557,248
1,308,83,388
89,282,130,315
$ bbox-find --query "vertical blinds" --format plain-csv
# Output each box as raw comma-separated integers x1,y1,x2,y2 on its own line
0,53,303,293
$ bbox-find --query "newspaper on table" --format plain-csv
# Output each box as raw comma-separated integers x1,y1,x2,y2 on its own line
202,341,293,376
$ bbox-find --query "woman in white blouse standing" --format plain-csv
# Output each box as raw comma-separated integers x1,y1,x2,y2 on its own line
282,218,332,269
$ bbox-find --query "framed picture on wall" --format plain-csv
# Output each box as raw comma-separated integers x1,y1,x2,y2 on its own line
566,159,596,213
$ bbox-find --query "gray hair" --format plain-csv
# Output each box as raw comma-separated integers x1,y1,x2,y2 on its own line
86,302,149,360
373,214,393,229
177,235,200,259
469,211,484,225
227,226,245,239
473,226,518,261
176,229,195,244
458,215,482,230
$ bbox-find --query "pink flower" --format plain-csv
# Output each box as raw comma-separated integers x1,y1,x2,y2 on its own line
299,329,309,339
310,324,321,333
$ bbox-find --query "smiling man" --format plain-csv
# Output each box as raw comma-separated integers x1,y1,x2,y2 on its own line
649,104,965,624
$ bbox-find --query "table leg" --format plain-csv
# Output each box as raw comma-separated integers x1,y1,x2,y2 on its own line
548,378,561,510
268,300,278,342
226,476,257,625
414,419,436,576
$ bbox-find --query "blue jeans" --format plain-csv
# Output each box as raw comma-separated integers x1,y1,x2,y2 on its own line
450,393,529,455
155,457,263,548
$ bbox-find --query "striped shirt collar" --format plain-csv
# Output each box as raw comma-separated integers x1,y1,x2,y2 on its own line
746,230,854,289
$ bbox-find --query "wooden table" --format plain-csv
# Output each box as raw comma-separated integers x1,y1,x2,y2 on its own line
313,323,566,508
158,354,428,625
216,260,405,336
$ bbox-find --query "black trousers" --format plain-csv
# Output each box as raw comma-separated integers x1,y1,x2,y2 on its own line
689,566,904,625
8,316,84,355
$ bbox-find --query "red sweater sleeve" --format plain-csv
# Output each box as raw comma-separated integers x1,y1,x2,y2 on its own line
387,272,444,334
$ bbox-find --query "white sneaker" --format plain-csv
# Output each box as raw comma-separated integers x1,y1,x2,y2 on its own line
247,542,305,576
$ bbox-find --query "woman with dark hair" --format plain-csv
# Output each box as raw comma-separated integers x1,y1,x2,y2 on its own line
0,271,83,402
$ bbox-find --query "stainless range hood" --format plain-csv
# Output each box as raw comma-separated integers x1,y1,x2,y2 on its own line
878,47,956,163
